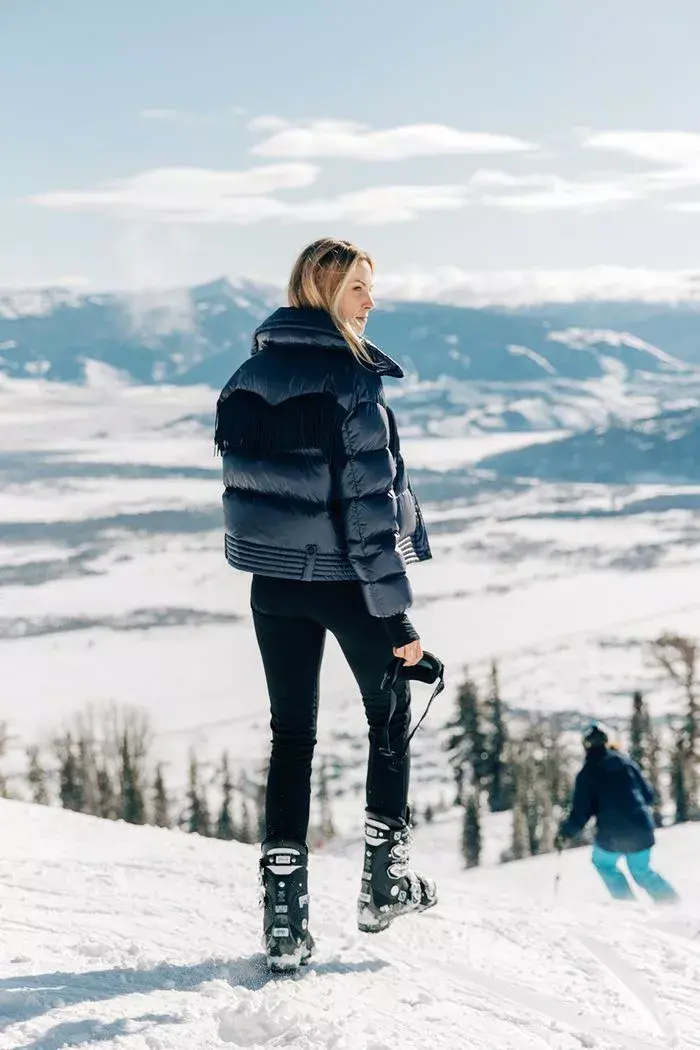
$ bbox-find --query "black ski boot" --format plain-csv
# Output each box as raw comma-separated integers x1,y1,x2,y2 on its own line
357,812,437,933
259,841,314,972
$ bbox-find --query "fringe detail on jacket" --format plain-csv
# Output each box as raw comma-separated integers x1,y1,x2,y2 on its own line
215,389,348,464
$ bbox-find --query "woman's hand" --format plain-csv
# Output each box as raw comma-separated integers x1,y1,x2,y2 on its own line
393,640,423,667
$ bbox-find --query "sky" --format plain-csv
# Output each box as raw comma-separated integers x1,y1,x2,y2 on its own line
4,0,700,304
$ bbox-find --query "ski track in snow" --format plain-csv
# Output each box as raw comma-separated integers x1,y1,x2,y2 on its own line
1,802,699,1050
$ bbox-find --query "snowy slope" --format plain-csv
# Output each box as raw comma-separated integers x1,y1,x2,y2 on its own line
1,800,699,1050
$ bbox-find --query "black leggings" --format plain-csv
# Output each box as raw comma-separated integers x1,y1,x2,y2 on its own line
251,575,411,845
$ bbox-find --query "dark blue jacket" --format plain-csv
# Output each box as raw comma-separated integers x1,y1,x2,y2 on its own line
215,307,431,619
560,748,656,853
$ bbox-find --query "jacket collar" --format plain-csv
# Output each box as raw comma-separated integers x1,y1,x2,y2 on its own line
251,307,404,379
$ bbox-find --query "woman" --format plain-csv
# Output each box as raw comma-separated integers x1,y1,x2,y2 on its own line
215,238,437,972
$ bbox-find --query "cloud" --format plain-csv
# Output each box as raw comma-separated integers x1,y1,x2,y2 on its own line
288,184,471,224
375,266,700,307
582,130,700,203
247,115,292,132
36,126,700,228
28,164,320,222
249,118,537,161
8,268,700,310
472,171,644,212
583,130,700,166
29,167,470,225
471,171,547,188
123,286,196,338
113,224,202,336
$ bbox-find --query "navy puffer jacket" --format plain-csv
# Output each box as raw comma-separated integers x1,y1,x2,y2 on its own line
215,307,431,620
560,748,656,853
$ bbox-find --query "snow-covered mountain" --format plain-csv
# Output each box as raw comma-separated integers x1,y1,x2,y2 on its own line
0,277,695,390
478,405,700,484
1,798,698,1050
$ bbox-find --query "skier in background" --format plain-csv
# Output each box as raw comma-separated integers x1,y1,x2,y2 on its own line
555,722,679,903
215,239,437,972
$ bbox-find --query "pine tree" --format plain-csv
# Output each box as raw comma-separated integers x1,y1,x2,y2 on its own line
153,764,170,829
445,673,487,804
186,753,211,837
77,734,99,816
317,758,336,842
523,780,541,855
238,794,254,844
26,745,49,806
56,733,85,812
627,692,664,825
121,732,146,825
510,802,528,861
504,719,571,859
537,781,555,854
63,750,81,810
96,762,117,820
215,752,235,841
630,690,646,768
649,633,699,818
462,792,481,868
483,661,511,812
645,718,664,827
671,726,690,824
502,747,529,862
540,716,572,819
424,803,434,824
254,762,268,842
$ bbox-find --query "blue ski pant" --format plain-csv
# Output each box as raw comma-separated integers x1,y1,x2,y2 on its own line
592,845,678,903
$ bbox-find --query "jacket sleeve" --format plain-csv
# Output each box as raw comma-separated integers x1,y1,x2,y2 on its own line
560,768,596,839
337,400,412,617
630,760,655,805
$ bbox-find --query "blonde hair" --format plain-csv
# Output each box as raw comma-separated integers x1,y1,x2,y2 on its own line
288,238,374,363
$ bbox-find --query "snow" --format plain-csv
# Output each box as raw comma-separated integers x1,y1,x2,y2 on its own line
0,478,218,523
0,287,85,319
3,373,700,1047
547,328,687,371
375,266,700,308
390,367,695,435
401,431,566,469
3,380,700,820
1,799,699,1049
507,343,558,376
